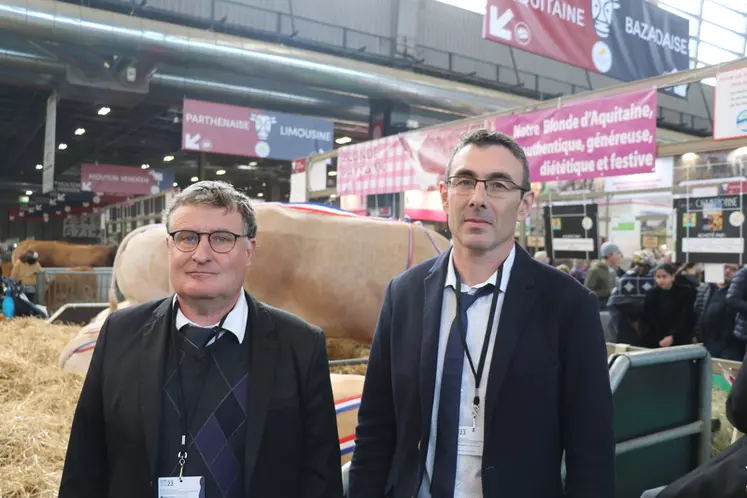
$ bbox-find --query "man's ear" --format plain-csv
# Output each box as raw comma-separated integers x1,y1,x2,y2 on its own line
517,190,535,221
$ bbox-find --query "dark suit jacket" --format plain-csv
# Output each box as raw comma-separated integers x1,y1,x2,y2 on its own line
348,243,615,498
59,291,343,498
656,346,747,498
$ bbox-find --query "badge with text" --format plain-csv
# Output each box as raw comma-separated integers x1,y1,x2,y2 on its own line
158,476,205,498
457,425,484,457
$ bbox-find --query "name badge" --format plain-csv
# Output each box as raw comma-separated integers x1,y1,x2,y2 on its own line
457,425,484,457
158,476,205,498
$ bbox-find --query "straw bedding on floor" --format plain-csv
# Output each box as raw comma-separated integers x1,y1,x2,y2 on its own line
0,317,739,497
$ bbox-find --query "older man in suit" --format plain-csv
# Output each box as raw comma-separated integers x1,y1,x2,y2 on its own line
348,129,615,498
59,180,342,498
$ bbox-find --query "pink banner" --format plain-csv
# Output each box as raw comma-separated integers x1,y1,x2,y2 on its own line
336,89,657,195
80,164,162,196
495,89,657,182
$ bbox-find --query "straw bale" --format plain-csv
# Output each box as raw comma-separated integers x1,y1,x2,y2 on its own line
326,337,370,361
0,317,82,498
1,316,743,497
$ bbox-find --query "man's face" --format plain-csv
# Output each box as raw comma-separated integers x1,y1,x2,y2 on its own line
607,251,622,268
166,204,255,302
439,144,534,254
724,264,739,283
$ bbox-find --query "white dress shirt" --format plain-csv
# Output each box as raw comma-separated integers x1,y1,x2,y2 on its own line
172,292,248,346
419,245,516,498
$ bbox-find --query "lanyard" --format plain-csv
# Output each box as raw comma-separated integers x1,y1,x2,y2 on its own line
453,265,503,430
171,300,233,480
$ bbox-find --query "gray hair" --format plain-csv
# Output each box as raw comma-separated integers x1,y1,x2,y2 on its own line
445,129,531,191
164,180,257,238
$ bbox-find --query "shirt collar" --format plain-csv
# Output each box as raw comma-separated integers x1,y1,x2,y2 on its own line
445,244,516,294
172,292,248,344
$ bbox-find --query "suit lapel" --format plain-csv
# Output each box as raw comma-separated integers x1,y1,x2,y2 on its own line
419,249,450,450
484,244,537,442
139,297,173,479
243,292,278,491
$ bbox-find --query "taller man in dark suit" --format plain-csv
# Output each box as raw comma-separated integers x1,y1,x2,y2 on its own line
348,129,615,498
59,180,342,498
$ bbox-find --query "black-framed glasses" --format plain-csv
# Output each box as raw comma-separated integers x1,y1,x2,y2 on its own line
447,175,527,197
169,230,247,254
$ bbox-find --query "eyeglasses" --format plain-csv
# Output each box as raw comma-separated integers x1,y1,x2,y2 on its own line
447,175,527,197
168,230,247,254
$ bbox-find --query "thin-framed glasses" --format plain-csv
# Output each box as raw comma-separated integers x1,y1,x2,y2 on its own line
168,230,247,253
447,175,527,197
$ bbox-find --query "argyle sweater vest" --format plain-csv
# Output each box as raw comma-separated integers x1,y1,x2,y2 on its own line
157,327,250,498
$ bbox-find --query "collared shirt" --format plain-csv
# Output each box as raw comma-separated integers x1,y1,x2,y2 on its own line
172,292,248,346
419,244,516,498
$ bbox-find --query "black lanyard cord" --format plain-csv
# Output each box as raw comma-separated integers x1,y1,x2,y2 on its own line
454,265,503,411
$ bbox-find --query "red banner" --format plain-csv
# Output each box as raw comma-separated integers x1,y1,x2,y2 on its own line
80,164,163,196
483,0,596,71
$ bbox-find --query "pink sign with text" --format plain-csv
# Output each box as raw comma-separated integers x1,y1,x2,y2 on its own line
336,89,658,195
495,88,658,182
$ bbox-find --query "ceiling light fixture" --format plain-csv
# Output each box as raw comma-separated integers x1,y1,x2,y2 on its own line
328,170,338,177
216,169,226,176
58,143,67,150
173,182,178,187
25,190,32,195
141,163,150,169
164,155,175,162
97,106,111,116
35,164,43,170
248,161,258,166
190,176,198,182
257,192,264,198
335,136,352,145
75,128,86,136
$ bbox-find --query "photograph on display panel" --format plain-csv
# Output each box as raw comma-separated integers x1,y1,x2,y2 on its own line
674,194,747,264
543,203,599,260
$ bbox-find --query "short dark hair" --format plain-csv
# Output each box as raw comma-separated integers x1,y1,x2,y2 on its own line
654,263,677,276
165,180,258,238
445,129,531,191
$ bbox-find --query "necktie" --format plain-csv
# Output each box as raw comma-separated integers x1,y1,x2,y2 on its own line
181,325,218,348
431,283,496,498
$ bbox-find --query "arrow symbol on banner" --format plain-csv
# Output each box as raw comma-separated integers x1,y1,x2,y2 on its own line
81,181,92,191
185,133,201,149
489,6,514,41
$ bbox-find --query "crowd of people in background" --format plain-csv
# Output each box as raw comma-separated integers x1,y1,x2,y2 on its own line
535,243,747,361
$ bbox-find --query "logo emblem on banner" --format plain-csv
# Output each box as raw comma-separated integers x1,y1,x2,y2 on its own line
250,113,277,158
592,0,620,38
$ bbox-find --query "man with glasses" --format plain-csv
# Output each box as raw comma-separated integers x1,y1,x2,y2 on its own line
349,129,614,498
60,180,342,498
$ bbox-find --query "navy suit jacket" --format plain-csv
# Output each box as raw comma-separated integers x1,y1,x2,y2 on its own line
348,243,615,498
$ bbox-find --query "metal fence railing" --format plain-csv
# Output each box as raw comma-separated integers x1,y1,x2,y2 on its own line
65,0,713,137
36,267,113,313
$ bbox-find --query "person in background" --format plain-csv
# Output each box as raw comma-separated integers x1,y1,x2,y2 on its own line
11,250,43,304
676,262,701,292
726,265,747,347
533,250,549,265
641,263,696,348
584,242,622,310
607,250,656,346
570,259,586,284
694,264,743,361
555,263,570,274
